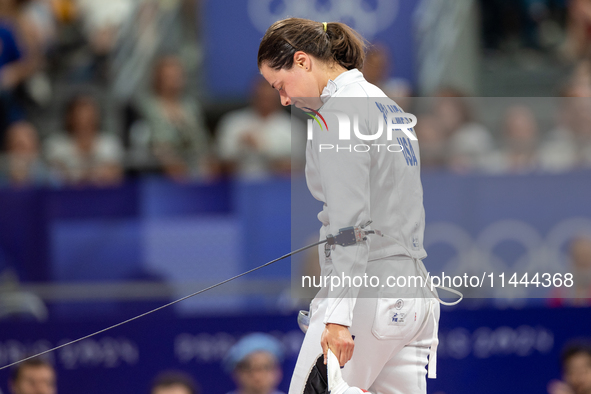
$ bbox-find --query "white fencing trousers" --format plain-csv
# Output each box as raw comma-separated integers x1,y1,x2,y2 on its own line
289,256,440,394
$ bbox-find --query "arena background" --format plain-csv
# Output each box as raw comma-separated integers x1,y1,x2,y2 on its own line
1,0,591,393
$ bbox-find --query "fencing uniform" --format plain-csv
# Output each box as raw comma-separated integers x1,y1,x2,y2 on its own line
289,69,440,394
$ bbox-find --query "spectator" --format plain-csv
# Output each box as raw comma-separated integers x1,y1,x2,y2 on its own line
548,341,591,394
223,333,285,394
570,59,591,94
73,0,134,80
549,235,591,307
0,0,51,108
45,94,123,186
0,24,22,134
433,89,494,173
362,44,411,109
26,1,57,44
540,95,591,171
0,23,21,70
111,0,201,101
9,358,56,394
484,105,540,174
0,0,44,89
0,0,47,135
150,371,199,394
216,77,293,180
415,114,448,170
551,59,591,101
562,0,591,61
0,121,56,187
138,55,213,181
479,0,560,51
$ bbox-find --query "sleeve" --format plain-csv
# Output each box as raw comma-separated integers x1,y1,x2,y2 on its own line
0,27,22,64
313,108,372,327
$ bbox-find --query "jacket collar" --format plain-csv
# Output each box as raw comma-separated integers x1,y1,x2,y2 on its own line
320,68,365,104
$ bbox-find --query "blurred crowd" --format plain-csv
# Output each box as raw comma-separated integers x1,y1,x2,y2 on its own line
5,332,287,394
414,85,591,175
6,333,591,394
1,0,591,190
480,0,591,61
0,0,295,189
547,340,591,394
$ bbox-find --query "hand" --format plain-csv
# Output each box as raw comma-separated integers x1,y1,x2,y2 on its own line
320,323,354,367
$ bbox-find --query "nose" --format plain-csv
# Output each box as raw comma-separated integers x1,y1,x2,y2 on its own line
280,91,291,106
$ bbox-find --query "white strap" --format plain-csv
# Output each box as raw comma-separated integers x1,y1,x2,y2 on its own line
414,257,464,306
378,232,464,306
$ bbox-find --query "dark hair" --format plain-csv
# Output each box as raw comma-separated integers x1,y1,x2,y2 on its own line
10,358,54,382
63,94,100,133
151,371,200,394
235,351,279,372
257,18,367,71
152,54,184,95
561,340,591,370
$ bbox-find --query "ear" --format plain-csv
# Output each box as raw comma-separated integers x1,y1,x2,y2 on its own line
293,51,311,70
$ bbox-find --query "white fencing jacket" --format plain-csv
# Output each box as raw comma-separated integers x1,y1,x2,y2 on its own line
305,69,427,327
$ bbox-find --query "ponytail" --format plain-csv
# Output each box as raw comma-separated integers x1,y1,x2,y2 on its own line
257,18,367,71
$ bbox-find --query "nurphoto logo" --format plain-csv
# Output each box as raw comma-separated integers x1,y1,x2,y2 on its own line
306,110,417,141
306,108,418,160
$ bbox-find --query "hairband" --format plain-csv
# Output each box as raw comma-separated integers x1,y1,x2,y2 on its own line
322,22,327,32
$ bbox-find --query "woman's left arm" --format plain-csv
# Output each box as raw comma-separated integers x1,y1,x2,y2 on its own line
313,108,372,366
